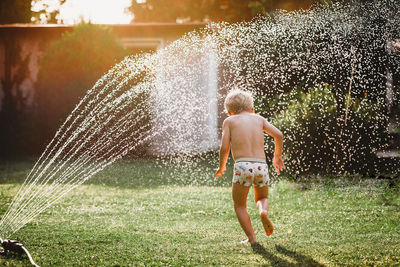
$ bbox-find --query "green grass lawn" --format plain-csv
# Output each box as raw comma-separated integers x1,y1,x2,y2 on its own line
0,159,399,266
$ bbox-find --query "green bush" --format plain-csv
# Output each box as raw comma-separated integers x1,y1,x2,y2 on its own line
35,23,128,150
260,84,392,175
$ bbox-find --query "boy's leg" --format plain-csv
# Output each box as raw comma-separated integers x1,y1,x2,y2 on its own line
254,185,274,236
232,183,257,243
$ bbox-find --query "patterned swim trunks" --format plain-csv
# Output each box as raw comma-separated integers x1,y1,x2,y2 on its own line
232,158,269,187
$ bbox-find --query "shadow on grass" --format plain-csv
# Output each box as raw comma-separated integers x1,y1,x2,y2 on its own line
251,243,324,267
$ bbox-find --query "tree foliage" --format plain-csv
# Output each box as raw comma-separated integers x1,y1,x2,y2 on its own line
0,0,65,24
129,0,325,23
31,0,67,24
35,23,128,149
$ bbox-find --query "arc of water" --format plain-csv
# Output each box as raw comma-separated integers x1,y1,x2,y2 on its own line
6,107,151,230
2,94,157,237
0,64,137,228
9,130,156,235
3,47,186,237
12,122,155,232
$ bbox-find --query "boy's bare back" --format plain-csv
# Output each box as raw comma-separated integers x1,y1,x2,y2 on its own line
223,112,266,160
220,110,284,170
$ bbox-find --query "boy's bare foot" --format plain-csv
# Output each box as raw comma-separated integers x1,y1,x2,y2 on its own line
240,238,257,245
260,212,274,236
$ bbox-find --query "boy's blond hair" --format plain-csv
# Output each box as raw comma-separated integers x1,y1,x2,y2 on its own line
224,89,254,114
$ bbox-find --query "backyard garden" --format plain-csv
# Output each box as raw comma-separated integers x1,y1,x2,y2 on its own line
1,0,400,266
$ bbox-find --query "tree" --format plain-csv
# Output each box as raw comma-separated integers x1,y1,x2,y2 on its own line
128,0,324,23
31,0,67,24
35,23,128,150
0,0,31,24
0,0,65,24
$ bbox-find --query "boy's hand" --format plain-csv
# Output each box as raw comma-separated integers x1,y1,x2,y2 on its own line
273,155,286,174
215,166,226,178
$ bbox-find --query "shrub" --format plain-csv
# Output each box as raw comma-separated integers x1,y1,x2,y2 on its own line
260,84,394,175
35,23,128,150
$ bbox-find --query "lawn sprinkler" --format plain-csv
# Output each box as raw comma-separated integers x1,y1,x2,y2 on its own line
0,237,39,266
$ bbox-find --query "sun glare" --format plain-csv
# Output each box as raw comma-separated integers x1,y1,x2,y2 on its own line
34,0,133,24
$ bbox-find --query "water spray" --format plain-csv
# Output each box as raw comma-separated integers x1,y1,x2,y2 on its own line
0,237,39,266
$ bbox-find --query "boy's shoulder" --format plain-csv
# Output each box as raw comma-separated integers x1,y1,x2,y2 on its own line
253,113,266,120
222,116,233,126
223,114,239,124
224,113,265,124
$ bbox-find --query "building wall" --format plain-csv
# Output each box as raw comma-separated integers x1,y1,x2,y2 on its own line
17,34,43,106
0,42,5,106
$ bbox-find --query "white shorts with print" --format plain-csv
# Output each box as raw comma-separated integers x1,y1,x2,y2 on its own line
232,158,269,187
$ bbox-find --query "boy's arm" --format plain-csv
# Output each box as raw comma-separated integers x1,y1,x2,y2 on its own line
262,118,286,174
215,119,231,178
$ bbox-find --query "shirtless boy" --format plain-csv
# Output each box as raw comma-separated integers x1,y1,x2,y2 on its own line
215,89,285,244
